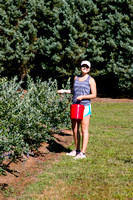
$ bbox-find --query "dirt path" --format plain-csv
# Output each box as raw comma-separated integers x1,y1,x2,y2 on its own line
0,98,133,200
0,130,73,200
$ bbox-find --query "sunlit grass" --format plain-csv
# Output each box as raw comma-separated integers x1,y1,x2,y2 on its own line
12,102,133,200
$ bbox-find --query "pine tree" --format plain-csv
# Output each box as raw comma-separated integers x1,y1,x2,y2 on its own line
0,0,39,81
0,0,132,95
86,0,133,94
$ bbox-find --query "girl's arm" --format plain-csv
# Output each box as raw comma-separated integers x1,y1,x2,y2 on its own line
57,89,71,94
57,76,77,94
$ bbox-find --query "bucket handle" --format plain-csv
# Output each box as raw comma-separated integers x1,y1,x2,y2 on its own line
73,99,80,104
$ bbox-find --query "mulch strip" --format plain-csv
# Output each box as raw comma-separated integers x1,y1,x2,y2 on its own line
0,130,73,200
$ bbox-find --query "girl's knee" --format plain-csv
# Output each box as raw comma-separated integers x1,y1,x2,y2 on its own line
81,127,88,135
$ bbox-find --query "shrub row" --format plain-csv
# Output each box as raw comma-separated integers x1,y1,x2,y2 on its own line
0,76,71,173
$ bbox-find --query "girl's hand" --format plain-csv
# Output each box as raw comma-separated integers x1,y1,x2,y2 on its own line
57,89,71,94
76,95,83,101
57,89,64,94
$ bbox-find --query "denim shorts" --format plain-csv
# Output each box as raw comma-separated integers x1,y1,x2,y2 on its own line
83,104,91,117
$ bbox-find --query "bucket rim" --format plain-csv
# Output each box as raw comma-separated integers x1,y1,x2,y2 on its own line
71,104,85,108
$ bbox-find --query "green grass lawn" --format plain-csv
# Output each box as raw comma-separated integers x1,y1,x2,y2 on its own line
12,101,133,200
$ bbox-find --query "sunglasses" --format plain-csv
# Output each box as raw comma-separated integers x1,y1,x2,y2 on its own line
81,65,90,69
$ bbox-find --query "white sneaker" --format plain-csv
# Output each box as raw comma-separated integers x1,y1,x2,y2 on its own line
66,150,80,157
74,152,86,159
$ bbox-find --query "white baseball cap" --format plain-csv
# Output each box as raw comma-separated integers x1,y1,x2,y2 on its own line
81,60,91,68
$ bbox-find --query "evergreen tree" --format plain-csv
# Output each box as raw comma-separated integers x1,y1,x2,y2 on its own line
31,0,97,81
0,0,97,81
87,0,133,94
0,0,38,81
0,0,132,95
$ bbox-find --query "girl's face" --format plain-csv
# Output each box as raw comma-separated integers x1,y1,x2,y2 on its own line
81,65,90,74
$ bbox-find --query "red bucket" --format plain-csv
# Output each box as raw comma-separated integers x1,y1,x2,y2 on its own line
70,104,85,120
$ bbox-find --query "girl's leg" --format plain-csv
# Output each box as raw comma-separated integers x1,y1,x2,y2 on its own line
72,119,80,151
81,115,90,153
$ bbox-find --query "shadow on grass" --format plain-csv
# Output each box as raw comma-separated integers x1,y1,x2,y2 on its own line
47,139,71,153
56,132,72,136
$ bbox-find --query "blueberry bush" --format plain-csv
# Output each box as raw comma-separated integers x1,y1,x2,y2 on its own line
0,76,71,173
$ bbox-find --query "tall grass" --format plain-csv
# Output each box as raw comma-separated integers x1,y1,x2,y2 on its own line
7,101,133,200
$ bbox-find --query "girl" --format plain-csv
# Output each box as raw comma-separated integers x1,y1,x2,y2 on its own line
58,60,97,159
